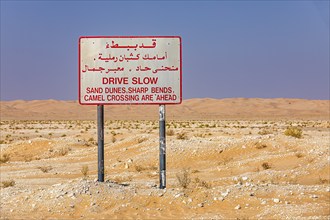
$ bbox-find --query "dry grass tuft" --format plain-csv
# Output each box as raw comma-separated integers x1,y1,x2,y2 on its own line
0,153,10,163
113,175,132,184
193,177,211,188
261,162,271,170
38,166,52,173
258,129,272,135
176,132,188,140
176,169,191,188
284,127,302,138
166,129,175,136
81,165,89,177
58,147,69,156
255,143,267,149
2,180,15,188
134,164,157,172
137,137,148,143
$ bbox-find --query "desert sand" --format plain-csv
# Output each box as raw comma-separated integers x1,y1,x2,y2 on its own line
0,98,329,219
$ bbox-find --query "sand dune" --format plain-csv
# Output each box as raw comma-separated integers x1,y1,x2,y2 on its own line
1,98,329,120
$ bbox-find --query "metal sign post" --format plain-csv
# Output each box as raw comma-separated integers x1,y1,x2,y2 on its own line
159,105,166,189
97,105,104,182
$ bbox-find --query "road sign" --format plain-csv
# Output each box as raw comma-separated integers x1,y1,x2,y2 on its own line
79,36,182,105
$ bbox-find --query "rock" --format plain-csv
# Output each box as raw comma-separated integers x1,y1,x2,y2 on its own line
242,176,248,181
221,191,229,197
174,193,182,198
125,163,129,169
198,203,204,207
218,197,224,201
273,198,280,203
234,205,241,210
261,200,267,205
70,204,75,208
311,195,318,198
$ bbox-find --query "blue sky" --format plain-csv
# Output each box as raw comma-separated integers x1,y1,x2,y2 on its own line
1,0,329,100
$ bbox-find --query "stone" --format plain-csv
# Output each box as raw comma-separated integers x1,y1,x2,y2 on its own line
221,191,229,197
198,203,204,207
125,163,129,169
174,193,182,198
234,205,241,210
273,198,280,203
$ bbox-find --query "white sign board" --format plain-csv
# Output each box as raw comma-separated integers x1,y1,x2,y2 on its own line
79,36,182,105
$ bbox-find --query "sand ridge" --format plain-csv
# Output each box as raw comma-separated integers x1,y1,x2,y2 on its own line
0,98,329,120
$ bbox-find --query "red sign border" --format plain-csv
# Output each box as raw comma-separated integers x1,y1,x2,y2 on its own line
78,36,182,105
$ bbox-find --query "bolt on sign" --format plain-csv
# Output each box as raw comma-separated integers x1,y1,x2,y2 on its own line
79,36,182,105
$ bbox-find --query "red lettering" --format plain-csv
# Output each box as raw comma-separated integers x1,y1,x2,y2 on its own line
132,77,158,85
102,77,128,84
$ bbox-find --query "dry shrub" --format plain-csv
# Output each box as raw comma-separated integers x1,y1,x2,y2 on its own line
166,129,175,136
0,153,10,163
318,176,330,184
134,164,157,172
113,175,132,183
81,165,89,177
284,127,302,138
38,166,52,173
138,137,148,143
176,169,191,188
255,142,267,149
111,136,116,143
58,147,69,156
261,162,271,170
2,180,15,188
177,132,188,140
134,165,145,172
193,177,211,188
258,129,272,135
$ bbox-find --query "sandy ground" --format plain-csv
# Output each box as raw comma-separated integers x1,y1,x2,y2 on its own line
0,118,329,219
1,98,329,120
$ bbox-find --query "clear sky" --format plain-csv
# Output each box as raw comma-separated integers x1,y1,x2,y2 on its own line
1,0,329,101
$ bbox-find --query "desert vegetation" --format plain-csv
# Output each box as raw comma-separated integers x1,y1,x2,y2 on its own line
0,119,329,219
